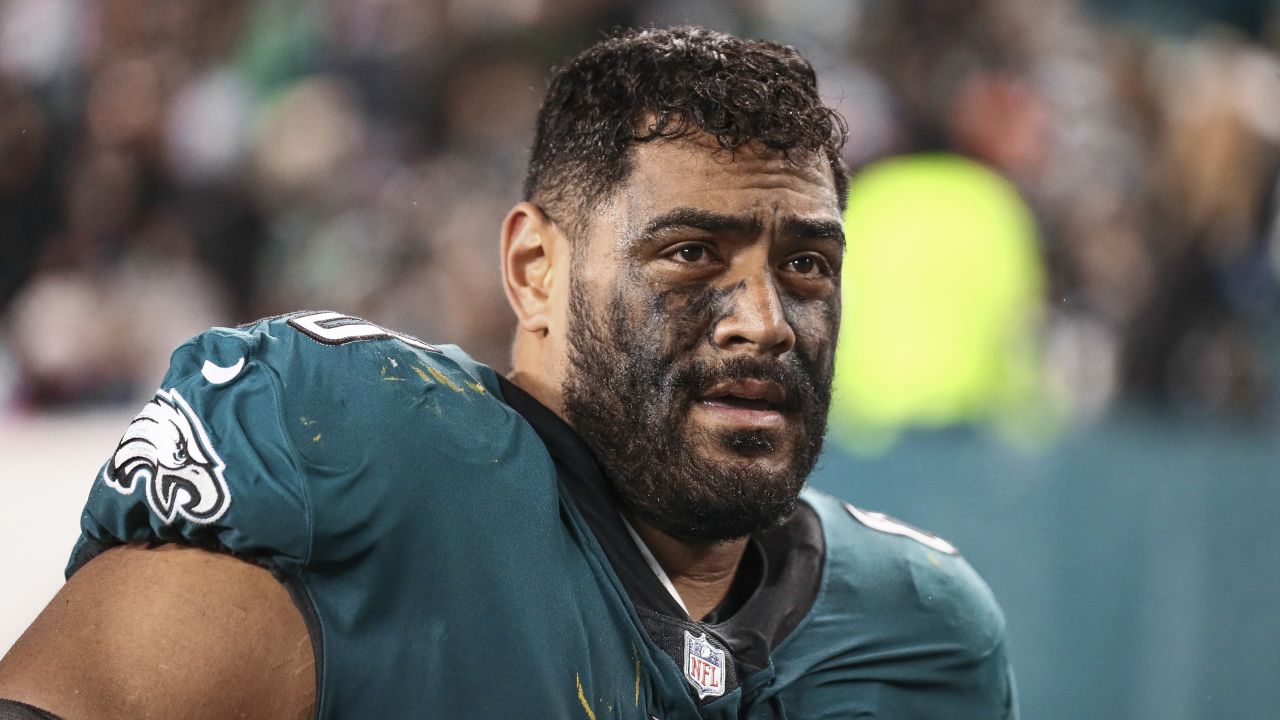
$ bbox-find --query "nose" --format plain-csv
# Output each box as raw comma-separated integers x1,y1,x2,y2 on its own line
711,272,797,357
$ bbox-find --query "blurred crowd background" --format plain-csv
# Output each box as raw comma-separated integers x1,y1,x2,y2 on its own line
2,1,1279,718
1,0,1278,427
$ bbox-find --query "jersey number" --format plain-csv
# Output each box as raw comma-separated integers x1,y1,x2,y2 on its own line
288,311,439,352
845,503,957,555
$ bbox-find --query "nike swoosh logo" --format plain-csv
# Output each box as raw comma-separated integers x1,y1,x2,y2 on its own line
201,357,246,385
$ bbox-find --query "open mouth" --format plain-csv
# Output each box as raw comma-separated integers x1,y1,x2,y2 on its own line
702,395,778,411
696,379,788,416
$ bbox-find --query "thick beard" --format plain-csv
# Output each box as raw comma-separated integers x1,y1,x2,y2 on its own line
561,277,831,542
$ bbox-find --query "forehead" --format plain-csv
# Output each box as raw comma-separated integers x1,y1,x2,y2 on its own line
611,136,841,232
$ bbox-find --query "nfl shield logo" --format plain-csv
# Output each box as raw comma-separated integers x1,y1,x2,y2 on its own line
683,630,727,699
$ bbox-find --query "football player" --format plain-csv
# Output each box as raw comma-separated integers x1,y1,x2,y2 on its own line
0,27,1017,719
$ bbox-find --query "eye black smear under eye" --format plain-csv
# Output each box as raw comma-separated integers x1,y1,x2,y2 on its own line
649,281,744,354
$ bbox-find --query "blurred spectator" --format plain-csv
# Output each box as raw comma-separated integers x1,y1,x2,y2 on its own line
0,76,55,310
846,0,1279,430
829,154,1048,453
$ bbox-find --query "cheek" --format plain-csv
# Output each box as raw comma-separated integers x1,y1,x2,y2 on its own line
785,297,839,367
600,282,695,365
649,284,728,355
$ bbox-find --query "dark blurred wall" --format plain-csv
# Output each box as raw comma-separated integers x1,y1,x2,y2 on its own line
813,416,1280,720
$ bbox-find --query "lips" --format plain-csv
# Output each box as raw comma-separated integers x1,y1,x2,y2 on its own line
697,379,788,413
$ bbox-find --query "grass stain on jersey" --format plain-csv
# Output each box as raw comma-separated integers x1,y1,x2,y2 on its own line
632,643,642,706
576,672,598,720
426,366,464,392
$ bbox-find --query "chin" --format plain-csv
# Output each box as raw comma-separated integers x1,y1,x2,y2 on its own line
712,427,795,460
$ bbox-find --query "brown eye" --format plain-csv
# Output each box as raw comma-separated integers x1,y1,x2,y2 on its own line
789,256,817,274
675,245,708,263
785,254,830,276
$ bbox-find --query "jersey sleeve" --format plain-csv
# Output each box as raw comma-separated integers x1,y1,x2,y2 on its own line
68,319,312,577
66,310,509,582
776,489,1019,719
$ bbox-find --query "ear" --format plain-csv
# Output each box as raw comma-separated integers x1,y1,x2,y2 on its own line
501,202,563,334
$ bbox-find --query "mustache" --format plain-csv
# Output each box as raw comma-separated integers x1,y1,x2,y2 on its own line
669,354,819,410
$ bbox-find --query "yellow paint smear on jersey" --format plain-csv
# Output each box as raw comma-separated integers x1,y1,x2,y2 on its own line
633,644,641,705
427,366,464,392
412,365,432,383
575,672,598,720
312,434,322,443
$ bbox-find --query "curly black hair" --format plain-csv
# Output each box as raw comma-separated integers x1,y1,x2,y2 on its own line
523,26,848,235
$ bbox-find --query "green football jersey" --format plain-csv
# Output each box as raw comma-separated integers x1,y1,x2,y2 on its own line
69,312,1016,719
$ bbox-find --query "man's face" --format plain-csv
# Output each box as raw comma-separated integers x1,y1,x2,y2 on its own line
560,136,843,541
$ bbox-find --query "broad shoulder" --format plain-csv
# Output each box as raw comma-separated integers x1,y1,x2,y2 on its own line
72,311,535,575
772,493,1018,717
185,310,498,397
799,487,1007,658
174,311,507,446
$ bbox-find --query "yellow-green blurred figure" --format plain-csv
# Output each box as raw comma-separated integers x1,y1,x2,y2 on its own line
831,154,1048,452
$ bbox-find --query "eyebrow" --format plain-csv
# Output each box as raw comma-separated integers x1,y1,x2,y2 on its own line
631,207,845,248
635,207,763,242
781,217,845,249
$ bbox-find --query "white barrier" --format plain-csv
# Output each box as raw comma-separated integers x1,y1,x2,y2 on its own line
0,410,133,656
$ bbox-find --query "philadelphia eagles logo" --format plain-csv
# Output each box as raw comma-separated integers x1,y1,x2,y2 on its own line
102,388,231,524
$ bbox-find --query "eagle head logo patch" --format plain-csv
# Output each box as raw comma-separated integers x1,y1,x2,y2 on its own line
103,388,231,525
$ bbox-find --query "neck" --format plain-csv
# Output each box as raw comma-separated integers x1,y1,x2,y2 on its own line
628,515,748,621
508,347,749,619
506,368,562,416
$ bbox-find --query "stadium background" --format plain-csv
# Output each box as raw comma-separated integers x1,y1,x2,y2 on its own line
1,0,1278,717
